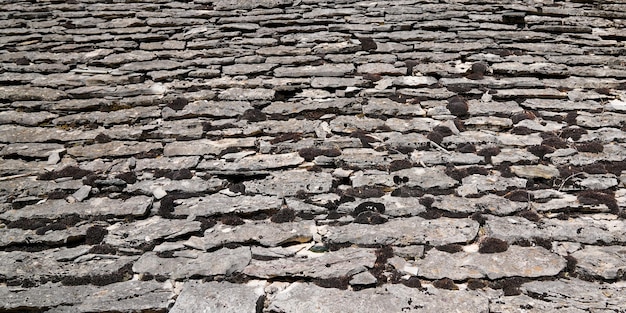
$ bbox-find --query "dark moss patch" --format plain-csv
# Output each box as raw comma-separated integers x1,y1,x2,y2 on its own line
298,147,341,161
426,131,443,144
391,186,423,197
38,166,93,181
358,37,377,51
85,225,108,245
541,134,569,149
370,245,394,285
154,168,193,180
401,276,422,288
47,190,68,199
351,130,379,148
564,255,577,276
456,143,476,153
577,190,618,214
343,186,385,198
564,111,578,125
532,237,552,250
467,278,487,290
432,126,453,137
158,196,175,218
479,237,509,254
195,217,217,231
477,146,501,157
560,127,587,141
466,62,487,80
393,175,409,184
222,214,245,225
7,218,48,230
167,97,188,111
444,166,489,181
418,196,434,208
446,96,469,116
89,244,117,255
436,243,464,253
270,207,296,223
527,145,556,158
14,56,30,65
576,141,604,153
354,211,387,224
389,159,412,172
418,209,443,220
471,212,487,225
35,214,81,235
270,132,302,144
241,108,267,122
511,111,536,124
511,126,536,135
363,73,382,82
94,133,112,143
433,278,458,290
134,148,162,159
314,276,350,290
489,277,529,296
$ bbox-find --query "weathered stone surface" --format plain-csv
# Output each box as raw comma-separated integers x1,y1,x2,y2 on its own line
415,246,566,280
0,143,65,158
135,156,200,171
197,152,304,172
325,217,479,246
76,280,172,313
164,138,256,156
274,64,355,77
173,193,281,217
457,174,527,197
67,141,162,159
170,280,263,313
393,167,459,189
186,220,315,251
244,170,333,196
511,165,560,179
434,194,527,215
267,283,489,313
244,247,376,279
105,216,201,249
521,278,626,312
218,87,276,101
162,100,253,119
0,111,58,126
132,247,251,280
571,245,626,280
214,0,292,10
0,86,66,101
126,177,223,196
0,196,152,221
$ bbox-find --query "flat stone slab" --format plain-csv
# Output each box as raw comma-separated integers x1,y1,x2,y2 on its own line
126,177,223,197
173,193,281,217
133,247,251,280
267,283,489,313
274,64,355,77
67,141,162,159
104,216,202,249
0,196,152,221
164,138,257,157
170,280,264,313
198,152,305,172
244,170,333,196
571,245,626,279
325,217,479,246
415,246,566,280
244,247,376,279
521,278,626,312
433,194,527,215
185,220,316,250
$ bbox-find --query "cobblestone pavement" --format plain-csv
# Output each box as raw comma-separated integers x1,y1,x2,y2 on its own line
1,0,626,312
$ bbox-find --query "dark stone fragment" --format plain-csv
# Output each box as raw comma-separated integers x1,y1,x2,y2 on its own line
38,166,94,181
471,212,487,225
389,159,412,172
314,276,350,290
479,237,509,254
518,210,541,222
89,244,117,255
158,196,175,218
457,143,476,153
419,197,434,208
47,190,68,199
85,225,108,245
564,255,577,275
354,211,387,224
432,126,453,137
7,218,48,230
94,133,112,143
577,190,618,214
446,96,468,116
14,56,30,65
270,132,302,144
241,108,267,122
405,60,419,75
418,209,442,220
502,12,525,25
559,127,587,141
527,145,555,158
511,111,536,124
505,190,533,202
134,148,163,159
433,278,458,290
343,186,385,198
477,146,500,157
436,243,464,253
467,278,486,290
155,168,193,180
229,182,246,194
576,141,603,153
426,131,443,144
115,172,137,184
353,201,385,216
222,214,246,225
401,276,422,288
565,111,578,125
363,73,382,82
167,97,188,111
358,37,377,51
270,207,296,223
511,126,535,135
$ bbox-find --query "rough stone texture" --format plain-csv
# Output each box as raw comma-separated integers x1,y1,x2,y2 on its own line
1,0,625,311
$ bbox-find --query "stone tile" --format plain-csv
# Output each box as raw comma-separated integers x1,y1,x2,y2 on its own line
521,278,626,312
197,152,305,172
173,193,281,217
67,141,162,160
163,138,257,157
571,245,626,280
244,170,333,196
274,64,355,77
170,280,263,313
104,216,202,249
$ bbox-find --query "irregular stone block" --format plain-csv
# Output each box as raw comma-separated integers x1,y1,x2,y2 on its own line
415,246,566,280
173,193,281,217
434,194,527,215
511,165,560,179
457,174,526,197
197,152,304,172
170,280,263,313
571,245,626,280
163,138,256,156
244,247,376,279
126,177,223,196
274,64,355,77
244,170,333,196
0,143,64,159
105,216,202,249
393,166,458,189
325,217,478,246
522,278,626,311
218,87,276,101
67,141,162,160
0,86,66,101
135,156,200,171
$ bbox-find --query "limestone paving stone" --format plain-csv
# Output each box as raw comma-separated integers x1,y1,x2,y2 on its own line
170,280,263,313
104,216,202,249
571,245,626,280
173,193,281,217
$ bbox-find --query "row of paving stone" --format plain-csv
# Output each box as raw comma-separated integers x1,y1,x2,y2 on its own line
2,0,626,312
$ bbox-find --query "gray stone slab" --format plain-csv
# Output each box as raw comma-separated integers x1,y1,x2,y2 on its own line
267,283,489,313
0,86,67,101
457,174,527,197
416,246,565,280
186,220,315,250
393,167,459,189
76,280,172,313
434,194,527,215
126,177,223,197
0,142,65,158
214,0,292,10
411,151,484,166
521,278,626,312
571,245,626,280
218,87,276,101
244,247,375,279
132,247,251,280
0,283,96,311
170,280,263,313
67,141,162,160
0,111,58,126
244,170,333,196
0,125,101,143
173,193,281,217
135,156,200,171
197,152,304,172
325,217,479,246
164,138,256,157
0,196,152,221
262,98,357,115
274,64,355,77
162,100,253,119
105,216,201,249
